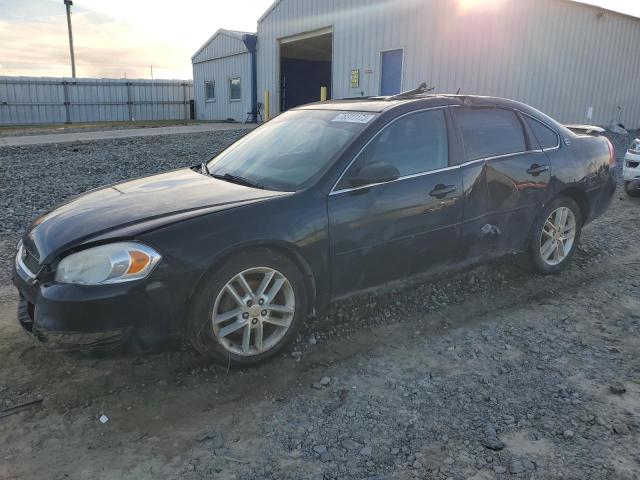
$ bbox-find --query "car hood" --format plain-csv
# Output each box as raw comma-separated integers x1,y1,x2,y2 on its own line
24,168,288,263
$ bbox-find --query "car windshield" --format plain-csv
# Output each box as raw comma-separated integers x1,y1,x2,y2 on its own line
206,109,376,191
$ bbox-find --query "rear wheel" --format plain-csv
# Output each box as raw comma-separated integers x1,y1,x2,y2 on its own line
529,196,582,274
188,248,307,367
624,181,640,197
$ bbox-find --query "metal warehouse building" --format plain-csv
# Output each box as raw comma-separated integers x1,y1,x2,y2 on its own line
193,0,640,127
192,29,257,123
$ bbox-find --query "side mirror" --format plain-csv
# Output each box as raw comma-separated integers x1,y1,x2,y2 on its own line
348,162,400,187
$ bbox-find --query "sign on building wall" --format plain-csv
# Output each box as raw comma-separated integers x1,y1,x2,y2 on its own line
350,69,360,88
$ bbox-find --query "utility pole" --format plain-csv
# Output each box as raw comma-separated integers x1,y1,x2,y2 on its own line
63,0,76,78
150,65,154,80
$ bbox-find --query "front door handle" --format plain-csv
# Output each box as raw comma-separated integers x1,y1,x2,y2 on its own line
429,184,457,199
527,164,550,176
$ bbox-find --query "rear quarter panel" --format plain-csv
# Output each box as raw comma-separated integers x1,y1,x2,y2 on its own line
547,134,615,224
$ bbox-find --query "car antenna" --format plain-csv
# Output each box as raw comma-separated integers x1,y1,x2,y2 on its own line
388,82,435,100
456,87,461,94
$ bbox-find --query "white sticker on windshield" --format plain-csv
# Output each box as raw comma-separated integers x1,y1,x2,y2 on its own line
331,113,376,124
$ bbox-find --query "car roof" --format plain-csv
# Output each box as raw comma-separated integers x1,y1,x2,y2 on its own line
297,94,533,114
298,98,409,112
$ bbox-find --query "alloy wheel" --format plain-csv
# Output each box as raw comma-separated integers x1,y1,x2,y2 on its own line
539,206,576,266
211,267,295,356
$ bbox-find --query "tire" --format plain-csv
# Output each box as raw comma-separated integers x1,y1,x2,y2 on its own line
625,181,640,197
188,248,308,367
528,196,582,275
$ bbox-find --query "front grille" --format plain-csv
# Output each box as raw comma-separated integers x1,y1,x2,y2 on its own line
628,161,640,169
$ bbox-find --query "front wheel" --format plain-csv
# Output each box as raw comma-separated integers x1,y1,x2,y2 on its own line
188,248,308,367
529,196,582,274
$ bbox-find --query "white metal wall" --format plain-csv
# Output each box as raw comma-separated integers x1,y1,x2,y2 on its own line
0,77,193,125
192,31,254,123
257,0,640,128
193,52,253,122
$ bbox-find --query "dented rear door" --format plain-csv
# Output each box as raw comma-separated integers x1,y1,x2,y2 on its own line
452,107,552,258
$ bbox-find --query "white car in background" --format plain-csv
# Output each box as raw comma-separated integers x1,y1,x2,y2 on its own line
624,138,640,197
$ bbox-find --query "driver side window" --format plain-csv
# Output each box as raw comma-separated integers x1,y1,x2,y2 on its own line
338,109,449,189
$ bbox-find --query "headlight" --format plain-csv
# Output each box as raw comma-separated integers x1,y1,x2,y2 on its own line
55,242,161,285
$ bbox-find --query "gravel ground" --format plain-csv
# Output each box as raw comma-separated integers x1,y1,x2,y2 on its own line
0,128,638,480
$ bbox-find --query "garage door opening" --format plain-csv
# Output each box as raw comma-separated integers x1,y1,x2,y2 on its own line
279,29,332,111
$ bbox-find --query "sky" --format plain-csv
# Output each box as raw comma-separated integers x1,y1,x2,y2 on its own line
0,0,638,80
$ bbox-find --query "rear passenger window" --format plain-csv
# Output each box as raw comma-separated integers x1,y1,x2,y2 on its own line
339,109,448,188
455,108,526,161
524,115,559,150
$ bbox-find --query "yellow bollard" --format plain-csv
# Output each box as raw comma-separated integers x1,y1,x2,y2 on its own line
320,86,327,102
264,90,270,121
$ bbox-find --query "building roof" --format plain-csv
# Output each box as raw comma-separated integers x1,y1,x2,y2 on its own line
570,0,640,21
257,0,281,23
257,0,639,24
191,29,256,61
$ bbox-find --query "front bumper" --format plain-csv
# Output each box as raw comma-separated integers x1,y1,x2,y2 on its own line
17,298,130,352
623,151,640,182
12,263,183,353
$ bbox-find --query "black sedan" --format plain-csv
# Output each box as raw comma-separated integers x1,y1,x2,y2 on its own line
12,92,616,366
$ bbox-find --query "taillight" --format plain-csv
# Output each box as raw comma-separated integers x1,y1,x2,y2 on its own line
605,138,616,167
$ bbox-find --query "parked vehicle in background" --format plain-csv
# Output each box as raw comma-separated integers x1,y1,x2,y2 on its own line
623,138,640,197
12,89,617,366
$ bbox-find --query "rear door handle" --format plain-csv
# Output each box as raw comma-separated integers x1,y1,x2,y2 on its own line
429,184,457,199
527,164,550,176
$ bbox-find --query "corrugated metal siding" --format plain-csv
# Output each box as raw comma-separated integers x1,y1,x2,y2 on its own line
0,77,193,125
193,33,248,64
257,0,640,127
193,52,253,122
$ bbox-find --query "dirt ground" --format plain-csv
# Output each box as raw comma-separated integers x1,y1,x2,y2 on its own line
0,130,639,479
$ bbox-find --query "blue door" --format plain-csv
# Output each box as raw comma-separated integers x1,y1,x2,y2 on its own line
381,49,403,95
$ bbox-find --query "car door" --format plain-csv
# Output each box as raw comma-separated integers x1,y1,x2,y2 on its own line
452,107,552,258
328,108,463,295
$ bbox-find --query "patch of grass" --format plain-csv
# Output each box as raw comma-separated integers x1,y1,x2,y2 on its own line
0,120,219,136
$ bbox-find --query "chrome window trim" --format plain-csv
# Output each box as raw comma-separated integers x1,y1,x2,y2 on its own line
329,106,449,194
517,110,561,151
331,163,461,195
479,150,544,161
